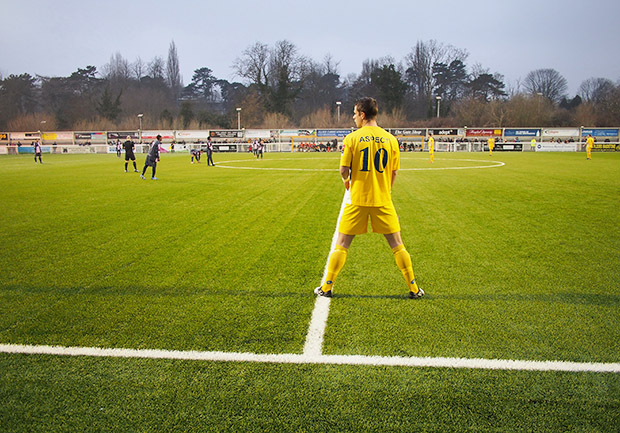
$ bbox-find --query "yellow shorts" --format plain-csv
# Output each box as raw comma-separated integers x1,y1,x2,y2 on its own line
339,202,401,235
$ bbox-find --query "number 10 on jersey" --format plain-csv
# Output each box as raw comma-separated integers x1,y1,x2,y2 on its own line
360,147,388,173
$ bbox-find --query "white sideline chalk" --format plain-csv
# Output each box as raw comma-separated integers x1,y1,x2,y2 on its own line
303,188,350,356
1,344,618,373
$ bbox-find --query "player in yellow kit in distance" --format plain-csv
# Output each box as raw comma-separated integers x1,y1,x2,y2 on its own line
428,133,435,163
488,137,495,155
586,134,594,160
314,97,424,299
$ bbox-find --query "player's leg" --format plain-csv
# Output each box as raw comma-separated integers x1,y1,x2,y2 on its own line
372,206,423,298
316,205,366,297
141,161,148,178
316,233,354,297
384,233,423,298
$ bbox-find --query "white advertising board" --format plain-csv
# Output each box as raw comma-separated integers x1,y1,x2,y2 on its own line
245,129,271,139
175,130,210,140
536,142,578,152
142,130,174,140
542,128,580,138
42,132,74,142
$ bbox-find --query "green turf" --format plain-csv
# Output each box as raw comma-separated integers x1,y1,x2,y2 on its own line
0,151,619,431
1,353,619,433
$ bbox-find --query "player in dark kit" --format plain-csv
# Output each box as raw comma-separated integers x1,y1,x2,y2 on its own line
34,140,43,163
140,135,161,180
206,138,215,166
190,148,201,163
123,136,139,172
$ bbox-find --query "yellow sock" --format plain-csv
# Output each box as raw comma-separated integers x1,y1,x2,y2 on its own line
392,244,420,293
322,245,348,292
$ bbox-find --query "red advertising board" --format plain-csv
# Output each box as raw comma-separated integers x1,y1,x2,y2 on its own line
466,128,502,137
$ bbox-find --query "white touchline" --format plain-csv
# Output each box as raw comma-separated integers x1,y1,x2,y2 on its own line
303,188,351,357
1,344,619,373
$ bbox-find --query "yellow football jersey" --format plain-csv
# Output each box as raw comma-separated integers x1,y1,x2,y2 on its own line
428,136,435,152
341,126,400,207
586,136,594,149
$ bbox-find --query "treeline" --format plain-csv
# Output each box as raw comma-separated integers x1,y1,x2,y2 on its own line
1,39,619,131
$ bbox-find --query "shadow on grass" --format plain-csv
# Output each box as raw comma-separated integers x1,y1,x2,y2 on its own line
428,292,620,306
0,284,309,299
331,293,416,300
4,284,619,306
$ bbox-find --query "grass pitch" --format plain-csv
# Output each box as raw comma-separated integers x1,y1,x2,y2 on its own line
0,151,619,432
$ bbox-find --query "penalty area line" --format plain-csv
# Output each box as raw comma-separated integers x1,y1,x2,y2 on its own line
1,344,619,373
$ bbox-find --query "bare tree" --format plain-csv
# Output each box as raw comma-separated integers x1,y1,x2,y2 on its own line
323,53,340,75
578,77,615,103
523,68,568,105
148,57,165,80
404,40,468,118
233,42,270,88
404,40,468,99
131,57,145,80
166,40,182,99
505,77,523,98
102,52,131,82
234,40,308,114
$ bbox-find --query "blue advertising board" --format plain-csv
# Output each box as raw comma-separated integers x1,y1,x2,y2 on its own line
582,129,619,137
504,129,540,137
316,129,352,137
18,146,51,154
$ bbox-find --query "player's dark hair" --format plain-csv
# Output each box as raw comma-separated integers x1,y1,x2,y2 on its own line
355,97,378,119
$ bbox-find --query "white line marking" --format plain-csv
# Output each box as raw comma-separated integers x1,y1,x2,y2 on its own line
302,188,351,356
1,344,618,373
399,158,505,171
215,157,505,171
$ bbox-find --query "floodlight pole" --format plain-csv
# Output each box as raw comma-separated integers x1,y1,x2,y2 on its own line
137,113,144,142
436,96,442,118
236,108,241,130
336,101,341,123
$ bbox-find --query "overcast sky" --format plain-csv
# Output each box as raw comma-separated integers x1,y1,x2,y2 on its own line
2,0,619,96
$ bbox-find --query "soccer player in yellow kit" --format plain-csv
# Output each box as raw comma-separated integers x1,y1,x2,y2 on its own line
488,137,495,155
428,133,435,163
586,134,594,160
314,97,424,299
